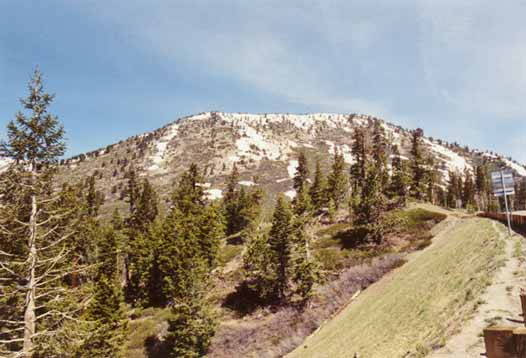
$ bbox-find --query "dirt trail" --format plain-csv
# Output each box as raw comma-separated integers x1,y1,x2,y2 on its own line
430,221,525,357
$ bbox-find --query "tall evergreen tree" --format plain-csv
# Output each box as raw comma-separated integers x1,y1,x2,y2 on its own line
224,164,240,235
371,120,389,190
354,163,387,244
159,164,223,305
424,157,438,204
350,126,367,194
242,229,276,302
410,128,426,199
223,164,262,236
125,178,159,305
292,152,312,215
0,68,89,357
475,165,491,210
309,159,328,211
86,174,100,217
290,219,319,304
293,152,309,193
326,150,348,210
160,165,219,356
125,167,139,216
79,228,127,358
389,145,410,207
165,291,216,358
198,202,225,268
267,196,294,302
462,169,476,210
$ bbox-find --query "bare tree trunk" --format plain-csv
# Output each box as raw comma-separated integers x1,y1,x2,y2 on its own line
23,167,37,356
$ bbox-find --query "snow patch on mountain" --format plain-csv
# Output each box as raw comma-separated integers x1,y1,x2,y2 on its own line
324,140,354,164
425,139,472,174
503,159,526,177
0,158,12,173
284,189,297,200
148,123,179,171
239,180,256,186
196,182,212,188
205,188,223,200
287,160,298,178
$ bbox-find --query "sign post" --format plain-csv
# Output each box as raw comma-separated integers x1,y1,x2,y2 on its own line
491,170,515,236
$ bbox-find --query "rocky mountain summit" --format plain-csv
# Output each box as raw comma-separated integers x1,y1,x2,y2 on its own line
57,112,526,214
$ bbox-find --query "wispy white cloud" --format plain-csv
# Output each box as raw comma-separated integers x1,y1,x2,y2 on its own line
65,0,526,163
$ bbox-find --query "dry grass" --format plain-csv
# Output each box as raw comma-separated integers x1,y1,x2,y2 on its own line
125,307,174,358
208,254,404,358
288,218,506,358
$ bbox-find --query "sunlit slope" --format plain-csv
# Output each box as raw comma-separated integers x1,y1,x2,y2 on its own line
288,218,506,358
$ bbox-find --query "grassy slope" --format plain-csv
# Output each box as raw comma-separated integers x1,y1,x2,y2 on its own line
288,218,506,358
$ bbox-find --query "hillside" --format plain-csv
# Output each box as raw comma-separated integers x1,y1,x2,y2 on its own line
56,112,526,215
287,217,521,358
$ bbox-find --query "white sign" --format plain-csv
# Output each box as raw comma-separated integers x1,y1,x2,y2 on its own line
491,171,515,197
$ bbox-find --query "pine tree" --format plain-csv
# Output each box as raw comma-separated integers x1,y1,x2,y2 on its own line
475,165,491,211
162,166,218,355
242,229,276,302
224,164,240,235
309,159,327,211
79,228,127,358
267,196,294,302
447,171,463,208
125,167,139,216
350,126,367,194
135,178,159,230
145,218,165,307
159,164,223,305
371,120,389,190
293,152,309,193
292,152,312,215
110,209,128,289
355,163,387,244
293,185,312,216
290,219,319,305
424,157,438,204
462,169,476,210
125,178,159,305
410,128,426,199
223,165,263,236
389,145,410,207
86,174,100,217
446,171,456,208
198,202,225,268
165,296,216,358
0,68,87,356
326,150,348,210
236,186,264,236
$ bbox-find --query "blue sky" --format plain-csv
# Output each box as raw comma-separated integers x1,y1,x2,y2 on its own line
1,1,525,163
